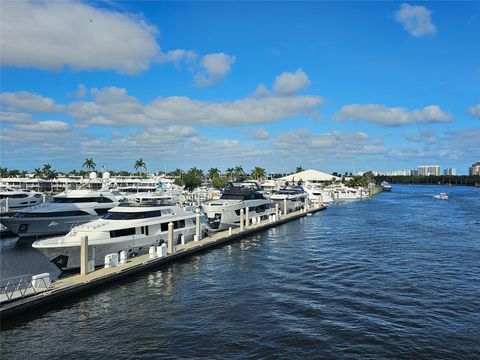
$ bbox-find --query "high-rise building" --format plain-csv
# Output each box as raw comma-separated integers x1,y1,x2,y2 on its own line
469,161,480,175
443,168,456,176
417,165,440,176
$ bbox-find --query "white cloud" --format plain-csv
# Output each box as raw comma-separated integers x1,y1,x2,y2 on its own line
158,49,198,68
0,91,60,112
1,1,159,74
250,128,270,140
468,103,480,118
394,3,437,38
0,112,33,123
67,86,323,127
334,104,451,126
14,120,70,132
194,53,236,87
252,84,269,98
272,129,387,160
273,68,311,96
76,84,87,98
404,127,438,144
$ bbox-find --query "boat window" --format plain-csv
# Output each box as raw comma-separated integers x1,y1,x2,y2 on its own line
220,194,247,200
0,193,29,199
160,220,186,232
94,208,110,216
53,196,113,203
14,210,90,218
110,228,136,238
103,210,162,220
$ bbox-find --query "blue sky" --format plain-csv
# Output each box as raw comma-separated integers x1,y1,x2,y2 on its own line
1,1,479,174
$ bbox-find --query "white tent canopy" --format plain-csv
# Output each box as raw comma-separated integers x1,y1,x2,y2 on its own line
278,169,340,184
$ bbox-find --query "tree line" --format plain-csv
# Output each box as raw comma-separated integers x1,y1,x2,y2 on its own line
375,175,480,186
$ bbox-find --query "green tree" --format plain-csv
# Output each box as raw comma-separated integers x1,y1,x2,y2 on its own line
212,176,228,189
208,167,220,179
251,167,266,180
295,166,304,173
180,170,202,191
0,167,8,177
34,168,43,178
188,167,204,178
169,168,183,177
234,166,245,180
134,159,147,175
82,158,96,171
225,167,235,180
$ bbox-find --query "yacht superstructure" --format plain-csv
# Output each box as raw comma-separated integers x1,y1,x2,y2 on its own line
202,181,274,231
32,203,196,271
269,187,307,213
0,189,121,238
0,186,44,212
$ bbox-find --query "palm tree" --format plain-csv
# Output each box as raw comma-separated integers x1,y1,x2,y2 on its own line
0,167,8,177
170,168,183,177
225,167,235,180
208,167,220,179
34,168,43,178
82,158,96,171
134,158,147,175
295,166,304,173
234,166,245,180
189,167,204,178
251,167,266,180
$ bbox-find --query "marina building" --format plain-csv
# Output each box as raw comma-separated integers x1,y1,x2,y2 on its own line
417,165,440,176
469,162,480,175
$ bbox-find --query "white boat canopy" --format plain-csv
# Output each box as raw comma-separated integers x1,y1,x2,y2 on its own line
278,169,341,184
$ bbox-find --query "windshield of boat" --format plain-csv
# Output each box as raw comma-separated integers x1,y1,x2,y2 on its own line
103,210,163,220
53,196,113,203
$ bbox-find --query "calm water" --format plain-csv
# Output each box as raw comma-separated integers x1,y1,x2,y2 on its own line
1,185,479,359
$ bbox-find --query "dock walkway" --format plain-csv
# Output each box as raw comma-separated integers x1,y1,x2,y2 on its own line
0,205,326,322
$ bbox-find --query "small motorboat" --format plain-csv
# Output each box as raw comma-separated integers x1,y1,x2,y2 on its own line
434,192,448,200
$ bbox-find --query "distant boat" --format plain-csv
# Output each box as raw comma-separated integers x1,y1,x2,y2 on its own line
433,192,448,200
380,181,392,191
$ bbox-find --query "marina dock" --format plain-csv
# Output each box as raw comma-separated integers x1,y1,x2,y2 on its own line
0,204,326,323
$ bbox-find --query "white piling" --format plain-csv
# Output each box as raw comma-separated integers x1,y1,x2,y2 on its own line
275,203,279,219
180,234,185,245
283,198,287,216
245,206,250,228
157,243,167,258
80,235,88,275
228,227,232,235
119,251,127,264
167,222,174,254
42,194,46,203
195,213,201,241
149,246,156,259
240,208,244,232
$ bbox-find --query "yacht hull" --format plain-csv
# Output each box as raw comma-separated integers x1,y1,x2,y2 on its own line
34,228,195,271
0,215,98,238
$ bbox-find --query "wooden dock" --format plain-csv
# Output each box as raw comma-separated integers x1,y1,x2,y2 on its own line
0,205,327,323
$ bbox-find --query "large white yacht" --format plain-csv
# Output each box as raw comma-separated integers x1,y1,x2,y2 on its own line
201,181,274,231
269,187,307,213
0,189,122,238
32,203,196,271
302,185,334,205
0,186,44,212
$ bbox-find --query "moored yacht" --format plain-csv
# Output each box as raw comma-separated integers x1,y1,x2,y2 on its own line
32,202,196,271
381,181,392,191
269,187,307,213
201,181,274,231
0,186,44,212
0,189,122,238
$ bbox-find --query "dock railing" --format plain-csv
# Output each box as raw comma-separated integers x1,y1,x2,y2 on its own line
0,273,51,303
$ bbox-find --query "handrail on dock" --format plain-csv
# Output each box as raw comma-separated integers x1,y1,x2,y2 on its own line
0,273,51,303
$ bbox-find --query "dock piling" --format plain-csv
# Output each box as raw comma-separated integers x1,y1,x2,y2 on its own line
245,206,250,228
167,222,174,254
195,213,201,241
240,209,244,231
80,236,89,276
275,203,279,219
283,199,287,216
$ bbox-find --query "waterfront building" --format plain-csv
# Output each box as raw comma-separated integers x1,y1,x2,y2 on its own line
443,168,456,176
417,165,440,176
411,169,419,176
469,161,480,175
